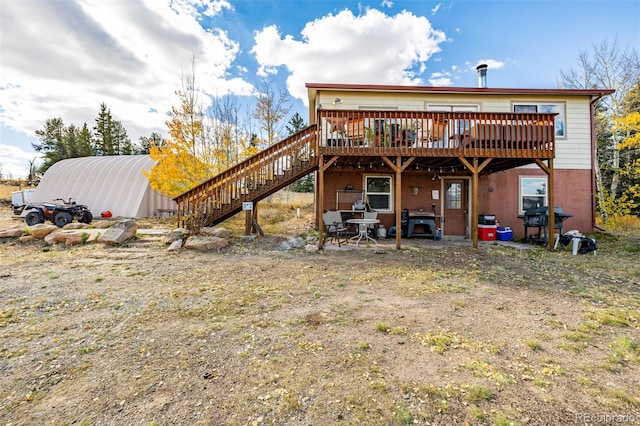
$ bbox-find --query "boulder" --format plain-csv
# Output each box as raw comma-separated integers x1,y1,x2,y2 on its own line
165,228,189,244
184,235,229,251
0,226,25,238
46,229,101,245
93,220,120,229
85,231,102,243
305,244,320,253
201,227,231,239
63,223,89,230
287,236,306,248
29,224,58,239
44,230,62,245
18,235,37,244
167,239,183,251
280,241,292,251
52,230,86,245
98,219,137,245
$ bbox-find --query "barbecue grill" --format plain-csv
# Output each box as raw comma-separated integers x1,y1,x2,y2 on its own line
520,206,573,243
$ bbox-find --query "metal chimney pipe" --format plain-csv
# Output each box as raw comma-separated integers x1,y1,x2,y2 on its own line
476,64,488,88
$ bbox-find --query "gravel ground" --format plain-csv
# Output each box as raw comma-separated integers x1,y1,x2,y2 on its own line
1,207,639,425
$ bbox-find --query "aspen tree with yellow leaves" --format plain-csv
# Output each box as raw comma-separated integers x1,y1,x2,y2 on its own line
560,39,639,220
145,61,261,198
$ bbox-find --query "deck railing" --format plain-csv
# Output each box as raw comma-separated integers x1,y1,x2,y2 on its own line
174,125,317,230
317,110,556,159
173,110,556,231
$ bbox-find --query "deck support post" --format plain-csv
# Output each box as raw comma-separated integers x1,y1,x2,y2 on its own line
318,155,325,248
381,156,415,249
459,157,492,249
535,158,555,251
394,158,403,249
317,155,339,249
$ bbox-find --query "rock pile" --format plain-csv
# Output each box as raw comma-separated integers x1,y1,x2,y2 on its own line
1,220,319,253
0,220,238,252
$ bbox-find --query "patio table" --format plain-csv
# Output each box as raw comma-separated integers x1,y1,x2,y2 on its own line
347,218,380,246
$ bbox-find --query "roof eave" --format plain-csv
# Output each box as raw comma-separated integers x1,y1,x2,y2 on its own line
305,82,615,97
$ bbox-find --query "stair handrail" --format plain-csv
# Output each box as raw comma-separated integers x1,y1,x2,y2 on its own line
173,125,317,204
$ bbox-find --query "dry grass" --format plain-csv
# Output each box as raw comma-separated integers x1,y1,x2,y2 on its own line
1,190,639,425
0,182,37,199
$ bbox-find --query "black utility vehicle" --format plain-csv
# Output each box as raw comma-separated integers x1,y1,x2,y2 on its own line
24,198,93,228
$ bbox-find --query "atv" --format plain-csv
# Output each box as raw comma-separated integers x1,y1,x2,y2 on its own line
24,198,93,228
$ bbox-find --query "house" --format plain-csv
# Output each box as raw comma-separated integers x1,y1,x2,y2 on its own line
174,73,613,250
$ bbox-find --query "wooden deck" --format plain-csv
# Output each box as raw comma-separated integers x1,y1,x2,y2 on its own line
317,110,555,173
174,110,557,239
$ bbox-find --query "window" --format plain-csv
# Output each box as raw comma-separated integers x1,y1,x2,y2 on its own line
426,104,479,112
513,103,566,138
365,176,392,212
520,177,547,213
445,183,462,209
426,104,479,147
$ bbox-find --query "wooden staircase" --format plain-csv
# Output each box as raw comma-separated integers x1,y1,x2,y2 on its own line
174,126,318,231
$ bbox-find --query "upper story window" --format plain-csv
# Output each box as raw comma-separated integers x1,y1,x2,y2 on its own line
513,103,566,138
520,177,547,213
365,175,392,213
426,104,479,113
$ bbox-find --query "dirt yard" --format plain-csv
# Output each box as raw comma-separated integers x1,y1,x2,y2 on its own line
0,203,639,425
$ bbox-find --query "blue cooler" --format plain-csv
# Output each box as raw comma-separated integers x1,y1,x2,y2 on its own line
496,227,513,241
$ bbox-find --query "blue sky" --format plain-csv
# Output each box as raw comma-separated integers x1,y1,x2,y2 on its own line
1,0,638,178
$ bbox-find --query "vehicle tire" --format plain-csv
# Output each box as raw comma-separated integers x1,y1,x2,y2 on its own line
53,211,73,228
25,211,43,226
79,211,93,224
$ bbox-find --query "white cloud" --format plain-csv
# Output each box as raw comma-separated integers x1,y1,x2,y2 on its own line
382,0,394,8
473,59,505,70
0,0,252,144
431,3,441,14
251,9,446,105
0,144,40,179
428,72,453,87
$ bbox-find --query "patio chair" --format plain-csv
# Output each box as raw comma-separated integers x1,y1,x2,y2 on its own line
363,211,378,239
428,120,448,147
323,210,349,246
345,118,366,146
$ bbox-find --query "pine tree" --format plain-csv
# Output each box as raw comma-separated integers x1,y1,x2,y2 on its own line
138,132,165,154
94,103,115,155
286,112,306,135
33,118,67,173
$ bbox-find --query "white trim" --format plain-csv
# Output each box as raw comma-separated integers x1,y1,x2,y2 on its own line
443,176,471,237
364,175,393,213
519,176,548,214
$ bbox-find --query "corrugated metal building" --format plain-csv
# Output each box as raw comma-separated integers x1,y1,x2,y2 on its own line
30,155,177,218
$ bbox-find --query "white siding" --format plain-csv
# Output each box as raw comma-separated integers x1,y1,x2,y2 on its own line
320,92,593,170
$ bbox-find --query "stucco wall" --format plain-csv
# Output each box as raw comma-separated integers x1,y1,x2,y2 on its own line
321,171,444,231
321,168,594,240
480,169,593,239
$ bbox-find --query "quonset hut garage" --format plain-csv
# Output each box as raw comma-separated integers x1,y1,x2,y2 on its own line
29,155,177,218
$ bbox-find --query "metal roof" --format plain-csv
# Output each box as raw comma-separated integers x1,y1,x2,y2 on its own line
30,155,176,218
